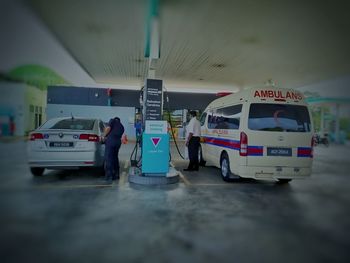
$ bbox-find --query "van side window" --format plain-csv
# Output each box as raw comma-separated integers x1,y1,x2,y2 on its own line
199,112,207,126
208,105,242,129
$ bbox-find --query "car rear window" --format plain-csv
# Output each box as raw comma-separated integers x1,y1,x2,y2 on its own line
40,119,95,130
248,103,311,132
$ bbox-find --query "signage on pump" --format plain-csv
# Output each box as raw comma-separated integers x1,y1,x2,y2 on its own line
145,120,167,134
151,137,161,148
254,90,303,101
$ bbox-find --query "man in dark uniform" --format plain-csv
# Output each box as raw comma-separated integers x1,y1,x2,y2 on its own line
104,117,125,183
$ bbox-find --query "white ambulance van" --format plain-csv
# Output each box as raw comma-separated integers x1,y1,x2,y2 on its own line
199,86,314,183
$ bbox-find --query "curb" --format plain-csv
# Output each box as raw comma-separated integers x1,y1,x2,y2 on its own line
128,174,180,185
128,167,180,185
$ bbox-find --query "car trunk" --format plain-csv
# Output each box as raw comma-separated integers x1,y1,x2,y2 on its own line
30,129,99,152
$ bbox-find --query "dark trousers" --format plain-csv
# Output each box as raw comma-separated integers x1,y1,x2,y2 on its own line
187,136,200,170
105,141,121,180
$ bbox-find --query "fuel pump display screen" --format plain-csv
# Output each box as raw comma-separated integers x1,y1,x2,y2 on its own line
144,79,163,121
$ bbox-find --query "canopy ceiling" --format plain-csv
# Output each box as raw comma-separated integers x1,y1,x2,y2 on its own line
27,0,350,92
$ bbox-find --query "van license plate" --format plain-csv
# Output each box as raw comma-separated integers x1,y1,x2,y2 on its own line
267,147,292,156
49,142,73,147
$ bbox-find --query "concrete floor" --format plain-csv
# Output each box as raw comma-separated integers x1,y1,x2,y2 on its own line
0,140,350,263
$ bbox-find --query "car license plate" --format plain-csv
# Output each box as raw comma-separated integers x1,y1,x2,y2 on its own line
49,142,74,147
267,147,292,156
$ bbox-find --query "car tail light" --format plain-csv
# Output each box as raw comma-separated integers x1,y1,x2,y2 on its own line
79,134,100,142
240,132,248,156
30,133,44,141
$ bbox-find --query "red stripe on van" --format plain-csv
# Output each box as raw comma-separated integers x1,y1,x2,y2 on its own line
203,137,240,150
247,146,263,156
297,147,312,157
203,137,266,157
212,138,240,150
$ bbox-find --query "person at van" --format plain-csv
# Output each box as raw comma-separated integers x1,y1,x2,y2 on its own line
184,111,201,171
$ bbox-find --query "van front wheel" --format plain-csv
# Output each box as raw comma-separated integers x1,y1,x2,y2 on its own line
198,145,206,166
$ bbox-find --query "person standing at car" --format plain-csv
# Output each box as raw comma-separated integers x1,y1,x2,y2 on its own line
184,111,201,171
104,117,125,183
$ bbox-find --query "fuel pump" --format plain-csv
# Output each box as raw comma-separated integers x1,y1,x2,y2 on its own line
128,79,179,185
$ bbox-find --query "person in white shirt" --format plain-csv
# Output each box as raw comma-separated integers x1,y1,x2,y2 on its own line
184,111,201,171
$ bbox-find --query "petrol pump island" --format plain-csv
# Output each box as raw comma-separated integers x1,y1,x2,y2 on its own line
128,78,180,185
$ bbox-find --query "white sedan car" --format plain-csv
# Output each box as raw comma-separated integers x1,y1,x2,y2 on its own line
27,117,106,176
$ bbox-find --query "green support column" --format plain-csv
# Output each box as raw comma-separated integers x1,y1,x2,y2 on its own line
144,0,160,78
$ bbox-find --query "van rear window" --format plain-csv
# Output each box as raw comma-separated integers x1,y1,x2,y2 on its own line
248,103,311,132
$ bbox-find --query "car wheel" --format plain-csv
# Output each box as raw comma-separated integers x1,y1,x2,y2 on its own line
198,145,206,166
30,167,45,176
96,161,106,177
277,179,292,184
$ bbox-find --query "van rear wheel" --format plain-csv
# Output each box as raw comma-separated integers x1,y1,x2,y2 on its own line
220,153,232,182
220,153,240,182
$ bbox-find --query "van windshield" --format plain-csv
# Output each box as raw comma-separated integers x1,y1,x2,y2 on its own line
248,103,311,132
